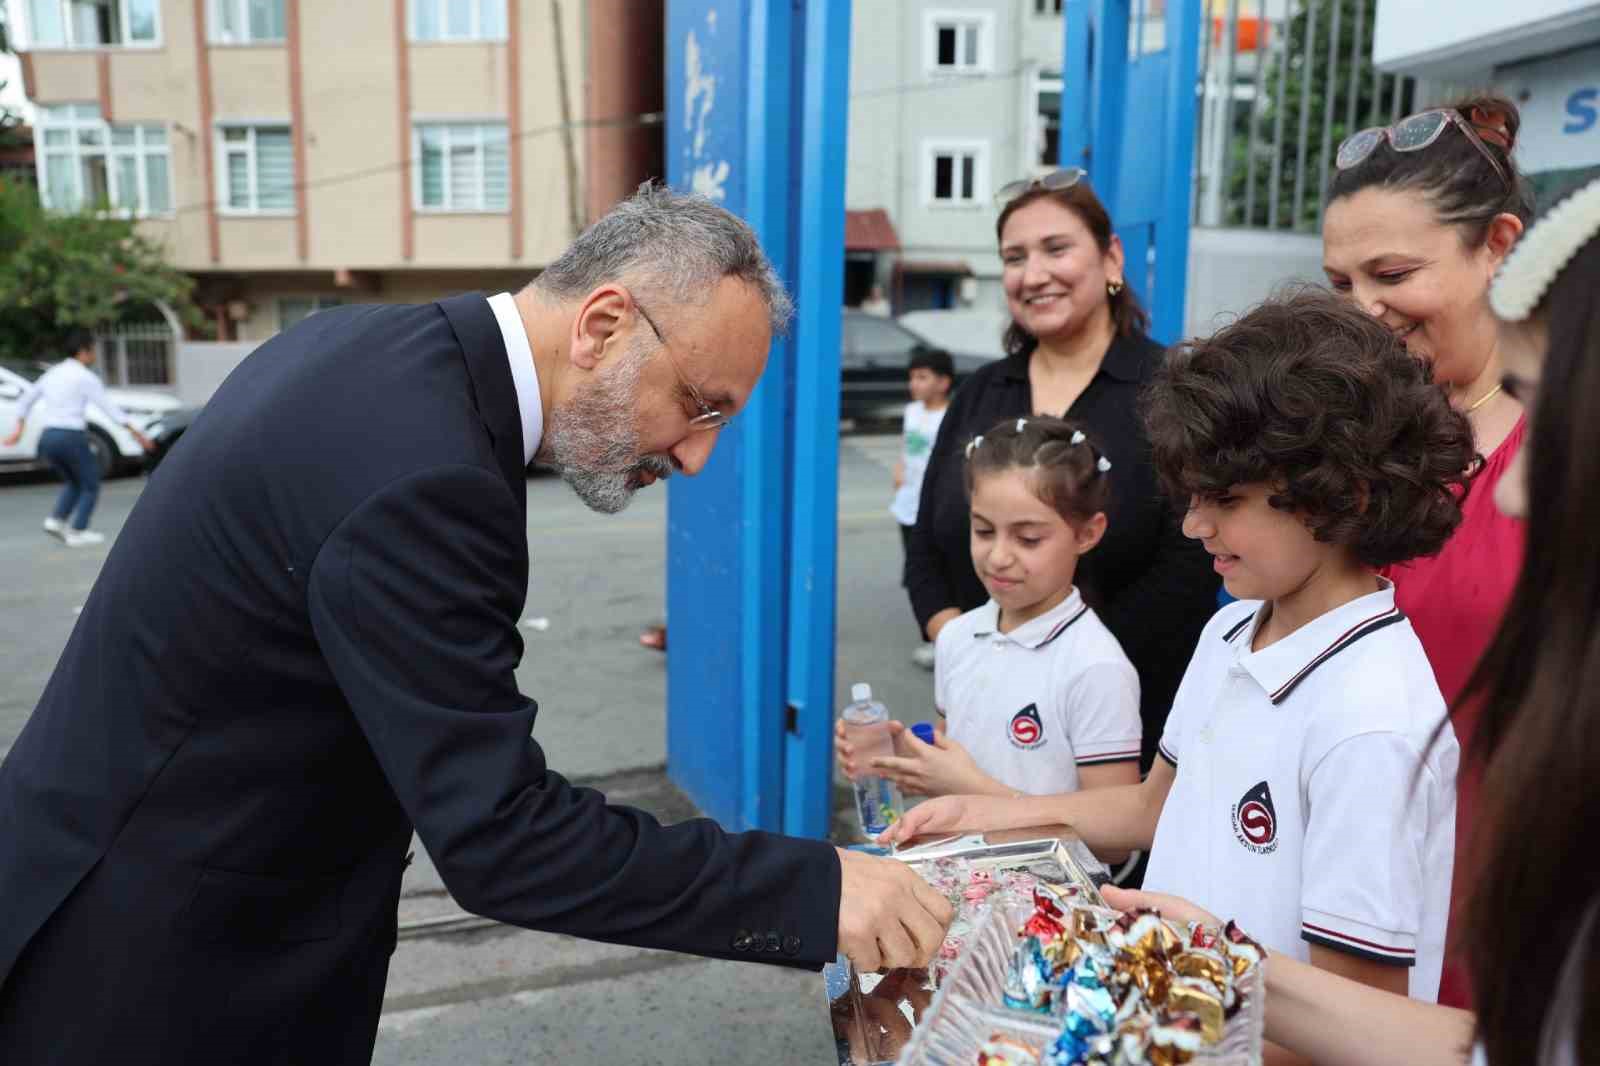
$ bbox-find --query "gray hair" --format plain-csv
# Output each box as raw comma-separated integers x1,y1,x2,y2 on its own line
532,181,794,334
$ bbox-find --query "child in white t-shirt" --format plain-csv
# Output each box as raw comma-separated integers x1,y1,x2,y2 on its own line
883,292,1473,1009
893,348,953,669
841,415,1142,801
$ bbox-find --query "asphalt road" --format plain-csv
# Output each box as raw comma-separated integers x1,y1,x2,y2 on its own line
0,432,934,1064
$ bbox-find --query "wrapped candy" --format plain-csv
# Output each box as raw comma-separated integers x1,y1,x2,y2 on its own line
1222,921,1264,981
1003,935,1058,1013
996,894,1262,1065
979,1033,1042,1066
1167,978,1225,1044
1022,891,1069,943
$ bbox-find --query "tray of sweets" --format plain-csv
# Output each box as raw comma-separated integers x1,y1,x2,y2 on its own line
827,829,1113,1066
895,898,1265,1066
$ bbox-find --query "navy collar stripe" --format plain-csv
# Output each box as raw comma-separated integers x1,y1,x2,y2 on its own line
1034,604,1089,649
1269,608,1406,705
972,603,1088,647
1221,615,1252,643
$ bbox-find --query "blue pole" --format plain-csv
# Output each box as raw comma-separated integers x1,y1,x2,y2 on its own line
783,0,852,840
736,0,797,831
1154,0,1201,344
1089,0,1131,214
1062,1,1092,170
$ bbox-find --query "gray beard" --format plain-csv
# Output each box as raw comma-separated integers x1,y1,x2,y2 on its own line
540,340,674,514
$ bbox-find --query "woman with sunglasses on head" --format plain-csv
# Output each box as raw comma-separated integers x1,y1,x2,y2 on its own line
1321,93,1534,1008
1106,172,1600,1066
902,171,1219,814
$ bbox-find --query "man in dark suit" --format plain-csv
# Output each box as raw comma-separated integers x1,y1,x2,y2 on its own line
0,184,952,1064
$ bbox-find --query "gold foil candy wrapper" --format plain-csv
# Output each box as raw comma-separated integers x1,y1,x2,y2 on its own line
1171,947,1229,997
1146,1013,1205,1066
1168,977,1226,1044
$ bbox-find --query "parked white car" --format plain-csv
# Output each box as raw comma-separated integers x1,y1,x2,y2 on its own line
0,357,182,478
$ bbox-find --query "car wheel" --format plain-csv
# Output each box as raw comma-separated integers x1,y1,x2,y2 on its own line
86,427,118,479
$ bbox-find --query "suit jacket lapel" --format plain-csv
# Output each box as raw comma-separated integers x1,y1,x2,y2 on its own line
438,293,528,511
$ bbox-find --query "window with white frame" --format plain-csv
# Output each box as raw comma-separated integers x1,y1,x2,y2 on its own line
210,0,286,43
25,0,160,48
36,104,171,216
410,0,507,42
278,296,343,331
218,124,295,213
1035,73,1063,168
414,122,509,212
924,140,988,206
924,10,993,75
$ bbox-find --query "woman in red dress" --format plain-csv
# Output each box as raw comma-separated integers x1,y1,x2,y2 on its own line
1320,94,1533,1007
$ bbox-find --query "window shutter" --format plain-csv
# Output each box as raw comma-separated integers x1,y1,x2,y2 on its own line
255,128,295,210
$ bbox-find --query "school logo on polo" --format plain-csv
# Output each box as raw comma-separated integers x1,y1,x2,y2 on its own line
1231,780,1279,854
1008,704,1046,750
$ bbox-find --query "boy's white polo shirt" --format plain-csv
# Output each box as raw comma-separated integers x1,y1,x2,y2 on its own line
935,589,1141,796
1145,583,1458,1001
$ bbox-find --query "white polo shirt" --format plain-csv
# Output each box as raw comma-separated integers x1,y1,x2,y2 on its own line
1145,583,1457,1001
935,589,1141,795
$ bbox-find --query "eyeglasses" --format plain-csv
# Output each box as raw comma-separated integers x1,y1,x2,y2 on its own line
993,167,1087,208
1335,109,1510,189
634,298,731,433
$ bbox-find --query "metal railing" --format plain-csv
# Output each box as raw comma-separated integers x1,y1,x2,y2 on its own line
98,321,175,387
1194,0,1415,231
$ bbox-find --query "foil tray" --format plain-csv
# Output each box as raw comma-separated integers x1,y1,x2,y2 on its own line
826,829,1113,1066
894,900,1265,1066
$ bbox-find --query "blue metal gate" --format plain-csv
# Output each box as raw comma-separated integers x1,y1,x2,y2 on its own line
663,0,850,839
1063,0,1201,345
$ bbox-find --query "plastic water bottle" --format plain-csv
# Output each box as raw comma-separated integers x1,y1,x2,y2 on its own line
841,682,902,838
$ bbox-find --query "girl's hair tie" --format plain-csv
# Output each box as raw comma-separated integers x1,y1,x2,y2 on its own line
1016,418,1026,432
1070,430,1086,445
965,434,984,458
1097,456,1112,474
1491,175,1600,322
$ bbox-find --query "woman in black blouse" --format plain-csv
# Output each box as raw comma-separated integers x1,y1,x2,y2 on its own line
905,172,1218,771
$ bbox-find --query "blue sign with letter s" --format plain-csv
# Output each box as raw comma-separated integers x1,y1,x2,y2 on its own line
1566,87,1598,135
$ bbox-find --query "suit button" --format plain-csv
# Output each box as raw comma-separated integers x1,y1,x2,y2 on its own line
782,935,802,956
765,931,782,953
731,929,752,952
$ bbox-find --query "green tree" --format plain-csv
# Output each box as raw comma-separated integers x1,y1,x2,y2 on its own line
1225,0,1413,230
0,177,199,358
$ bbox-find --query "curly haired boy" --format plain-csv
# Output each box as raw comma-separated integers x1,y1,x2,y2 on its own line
885,289,1473,1021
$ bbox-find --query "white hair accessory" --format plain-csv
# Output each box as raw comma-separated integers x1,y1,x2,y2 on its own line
1016,418,1027,432
965,434,984,458
1097,457,1112,473
1491,175,1600,323
1070,430,1086,445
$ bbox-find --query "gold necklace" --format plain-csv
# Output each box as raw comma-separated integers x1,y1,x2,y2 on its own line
1464,383,1503,413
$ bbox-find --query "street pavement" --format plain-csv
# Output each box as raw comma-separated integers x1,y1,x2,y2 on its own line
0,431,936,1064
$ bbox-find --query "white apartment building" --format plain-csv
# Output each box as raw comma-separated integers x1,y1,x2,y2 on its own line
846,0,1069,316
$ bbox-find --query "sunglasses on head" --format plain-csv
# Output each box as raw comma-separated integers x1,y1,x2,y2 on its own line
994,167,1088,208
1335,108,1510,189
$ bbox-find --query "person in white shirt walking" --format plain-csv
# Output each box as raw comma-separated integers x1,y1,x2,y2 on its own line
893,347,953,668
2,330,154,546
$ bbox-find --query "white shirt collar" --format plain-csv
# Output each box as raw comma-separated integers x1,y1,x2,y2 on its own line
487,292,543,465
969,587,1089,650
1229,579,1403,705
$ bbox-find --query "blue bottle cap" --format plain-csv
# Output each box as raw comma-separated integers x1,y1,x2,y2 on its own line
911,721,936,746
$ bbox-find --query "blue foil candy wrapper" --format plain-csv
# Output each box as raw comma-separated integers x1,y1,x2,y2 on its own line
1002,935,1057,1013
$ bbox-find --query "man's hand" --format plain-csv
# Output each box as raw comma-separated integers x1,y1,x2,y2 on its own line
871,725,997,798
892,459,905,490
835,848,954,972
131,428,155,453
2,420,21,448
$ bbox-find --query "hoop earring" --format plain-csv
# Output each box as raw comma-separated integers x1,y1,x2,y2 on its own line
1106,279,1125,297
